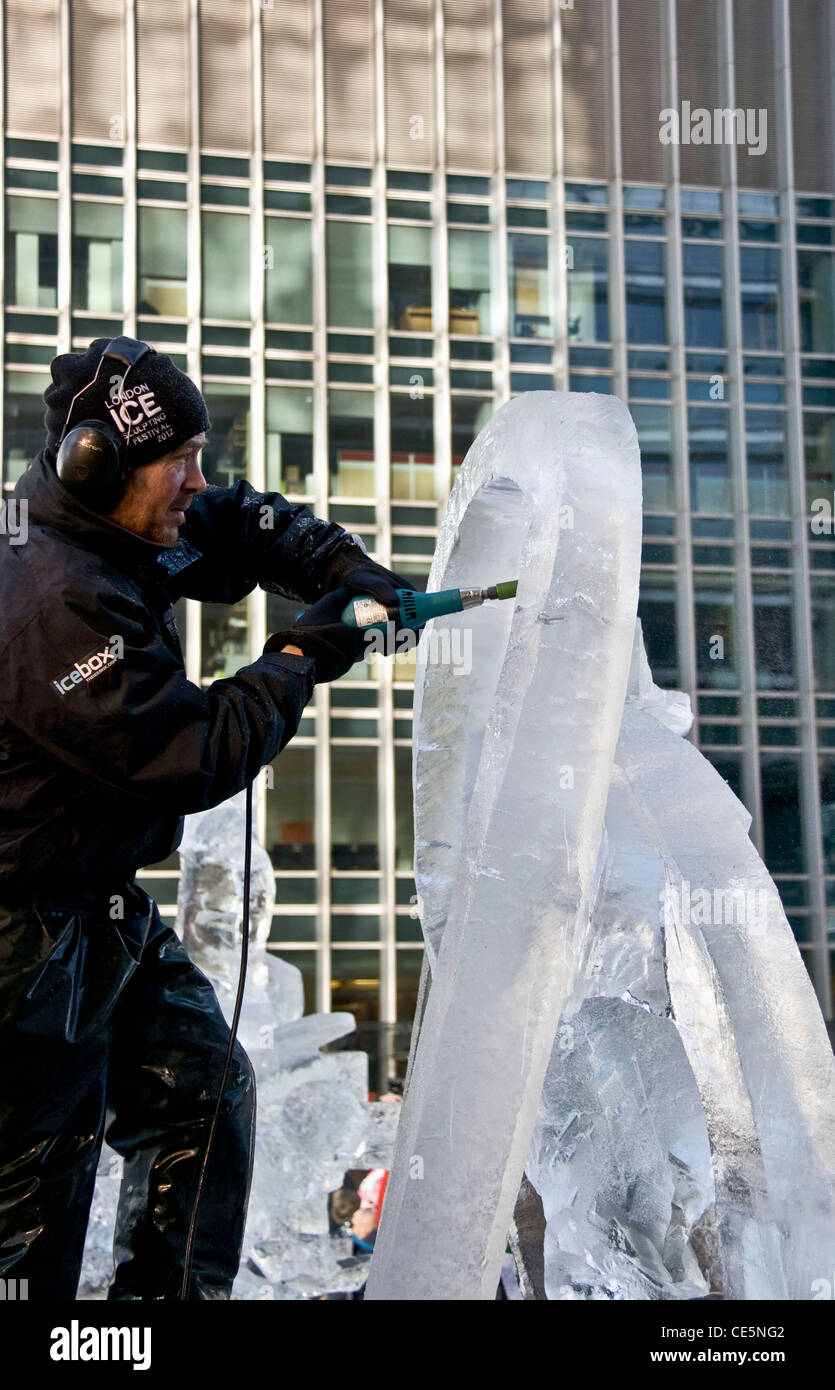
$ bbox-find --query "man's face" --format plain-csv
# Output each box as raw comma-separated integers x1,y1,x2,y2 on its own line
105,433,208,545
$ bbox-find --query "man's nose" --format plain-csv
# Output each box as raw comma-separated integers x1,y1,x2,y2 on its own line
184,458,207,494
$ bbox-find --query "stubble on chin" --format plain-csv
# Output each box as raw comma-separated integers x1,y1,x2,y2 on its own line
146,518,181,546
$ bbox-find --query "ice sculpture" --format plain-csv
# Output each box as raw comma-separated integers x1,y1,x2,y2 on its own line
79,790,399,1300
527,629,835,1300
365,389,835,1302
366,390,644,1300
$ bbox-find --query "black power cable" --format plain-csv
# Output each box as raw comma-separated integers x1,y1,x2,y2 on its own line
179,780,253,1300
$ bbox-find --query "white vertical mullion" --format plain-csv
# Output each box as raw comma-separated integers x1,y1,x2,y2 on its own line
186,0,202,383
312,0,332,1013
123,0,137,336
185,0,203,686
374,0,396,1038
663,0,698,708
0,0,6,495
249,0,266,502
608,0,627,400
832,0,835,203
250,0,268,853
775,0,831,1017
371,7,391,559
719,0,763,849
433,0,451,511
493,0,509,402
551,0,568,391
57,0,72,353
311,0,328,516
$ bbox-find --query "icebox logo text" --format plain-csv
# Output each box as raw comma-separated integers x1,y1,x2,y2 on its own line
51,635,124,696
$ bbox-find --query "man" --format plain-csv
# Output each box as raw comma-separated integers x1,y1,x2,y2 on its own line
0,337,415,1300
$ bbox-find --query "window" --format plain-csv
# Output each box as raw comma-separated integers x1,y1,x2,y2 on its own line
508,233,550,338
397,951,424,1021
567,236,609,343
753,575,796,691
201,597,249,681
694,572,738,689
689,406,731,513
266,746,315,869
5,196,58,308
332,748,378,868
625,239,667,344
201,383,250,488
682,242,724,348
332,915,381,943
449,229,491,335
265,217,312,324
631,403,674,510
746,409,789,515
638,572,678,688
201,211,250,320
761,757,805,875
71,201,123,313
804,412,835,512
740,245,781,352
3,371,50,488
821,758,835,874
138,205,187,317
328,388,374,497
390,392,434,500
326,221,373,328
811,577,835,693
266,386,313,494
395,746,413,872
331,950,381,1023
388,224,432,332
452,396,494,469
798,248,835,355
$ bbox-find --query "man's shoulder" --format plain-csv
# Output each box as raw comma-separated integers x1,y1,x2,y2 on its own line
0,525,147,657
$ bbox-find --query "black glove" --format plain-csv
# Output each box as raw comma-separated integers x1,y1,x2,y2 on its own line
265,586,369,684
321,539,416,609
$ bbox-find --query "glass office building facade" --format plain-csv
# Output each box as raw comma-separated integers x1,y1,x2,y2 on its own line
2,0,834,1082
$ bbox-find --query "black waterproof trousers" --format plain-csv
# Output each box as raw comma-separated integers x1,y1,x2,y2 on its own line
0,879,255,1300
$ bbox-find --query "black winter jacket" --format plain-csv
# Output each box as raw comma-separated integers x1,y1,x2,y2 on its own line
0,451,356,901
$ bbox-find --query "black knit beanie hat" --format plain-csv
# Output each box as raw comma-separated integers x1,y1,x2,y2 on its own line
43,338,211,470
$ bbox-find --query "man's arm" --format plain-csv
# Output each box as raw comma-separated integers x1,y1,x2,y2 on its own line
164,479,358,606
0,579,317,816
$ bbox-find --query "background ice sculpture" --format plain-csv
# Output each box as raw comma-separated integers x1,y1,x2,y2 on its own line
366,390,644,1300
79,788,399,1300
366,389,835,1302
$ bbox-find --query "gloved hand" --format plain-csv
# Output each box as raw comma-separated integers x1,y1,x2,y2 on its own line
265,586,369,684
320,538,416,609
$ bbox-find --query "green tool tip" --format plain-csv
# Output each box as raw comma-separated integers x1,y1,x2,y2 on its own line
494,579,518,600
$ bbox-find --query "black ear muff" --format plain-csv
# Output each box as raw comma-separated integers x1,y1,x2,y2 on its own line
54,336,154,514
55,418,127,513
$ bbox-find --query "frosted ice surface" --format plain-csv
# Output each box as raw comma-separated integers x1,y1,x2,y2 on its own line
360,1101,403,1168
176,789,305,1028
365,389,835,1302
366,390,644,1300
76,1148,124,1300
530,631,835,1300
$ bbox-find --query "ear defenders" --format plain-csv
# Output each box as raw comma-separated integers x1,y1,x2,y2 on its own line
55,336,153,512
